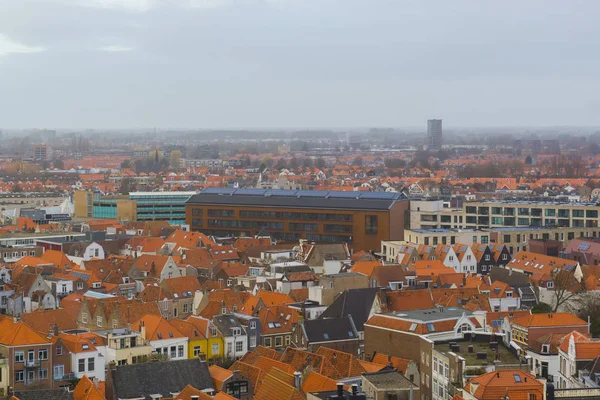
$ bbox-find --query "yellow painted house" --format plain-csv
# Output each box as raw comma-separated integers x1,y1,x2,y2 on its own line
171,316,224,361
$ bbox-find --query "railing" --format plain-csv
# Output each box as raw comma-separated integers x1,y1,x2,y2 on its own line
53,372,77,381
24,360,40,367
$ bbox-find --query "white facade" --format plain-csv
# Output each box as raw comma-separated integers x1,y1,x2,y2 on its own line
488,295,521,312
160,257,184,281
526,350,558,382
72,347,106,382
458,247,478,274
83,242,105,260
224,332,248,360
440,248,461,272
150,337,188,361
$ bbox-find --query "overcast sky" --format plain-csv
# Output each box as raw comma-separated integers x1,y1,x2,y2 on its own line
1,0,599,129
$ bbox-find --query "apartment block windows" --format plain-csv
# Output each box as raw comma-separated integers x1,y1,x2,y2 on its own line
365,215,378,235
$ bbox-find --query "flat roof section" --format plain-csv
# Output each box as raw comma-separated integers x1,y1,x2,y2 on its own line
186,188,406,211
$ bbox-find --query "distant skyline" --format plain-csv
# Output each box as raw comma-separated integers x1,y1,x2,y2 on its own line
1,0,600,129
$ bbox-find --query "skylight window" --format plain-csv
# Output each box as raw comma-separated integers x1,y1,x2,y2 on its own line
514,374,522,383
157,333,162,339
169,332,173,338
409,323,417,331
82,344,89,350
323,333,329,340
426,323,436,332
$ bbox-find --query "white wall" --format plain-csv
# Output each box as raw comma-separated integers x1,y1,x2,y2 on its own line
72,349,106,381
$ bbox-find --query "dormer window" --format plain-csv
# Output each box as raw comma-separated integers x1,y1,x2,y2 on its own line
541,344,550,354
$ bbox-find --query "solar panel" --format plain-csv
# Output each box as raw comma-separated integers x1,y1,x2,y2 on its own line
327,191,362,198
359,192,401,199
294,190,330,198
234,188,266,196
579,243,591,251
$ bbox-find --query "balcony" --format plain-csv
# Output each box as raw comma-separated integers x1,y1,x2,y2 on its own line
24,359,40,368
53,372,77,381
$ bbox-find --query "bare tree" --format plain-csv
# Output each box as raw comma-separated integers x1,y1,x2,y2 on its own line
549,270,582,312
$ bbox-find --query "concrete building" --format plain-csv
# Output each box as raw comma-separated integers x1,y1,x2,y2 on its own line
427,119,443,150
75,191,195,225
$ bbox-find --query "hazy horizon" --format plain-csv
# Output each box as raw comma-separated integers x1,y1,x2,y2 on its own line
2,0,600,129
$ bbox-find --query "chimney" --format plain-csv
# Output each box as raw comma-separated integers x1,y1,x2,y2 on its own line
52,324,59,337
496,372,500,378
337,383,344,398
294,371,302,390
351,384,358,396
140,320,146,339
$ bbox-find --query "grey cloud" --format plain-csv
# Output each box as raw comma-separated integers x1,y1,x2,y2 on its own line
0,0,599,128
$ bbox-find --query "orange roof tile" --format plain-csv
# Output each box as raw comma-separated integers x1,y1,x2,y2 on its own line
209,365,233,391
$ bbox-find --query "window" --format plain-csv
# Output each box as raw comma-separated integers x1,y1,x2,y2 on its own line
15,371,24,382
97,316,103,327
38,349,48,360
249,321,256,329
88,358,95,372
178,345,184,357
235,341,243,352
365,215,378,235
54,365,64,379
173,307,178,317
183,304,188,313
56,346,62,356
250,336,257,347
113,319,118,329
79,358,85,372
264,337,272,347
77,282,84,290
227,342,232,354
506,292,513,298
275,336,283,347
212,343,219,354
485,255,490,261
542,344,550,354
193,346,202,357
163,300,169,311
82,312,88,324
15,351,24,363
170,346,176,358
547,281,554,289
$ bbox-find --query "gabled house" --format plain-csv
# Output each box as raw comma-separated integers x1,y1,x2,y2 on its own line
293,316,360,354
471,243,495,275
453,243,477,274
128,254,183,283
213,314,248,361
135,314,188,361
557,331,600,389
54,332,106,382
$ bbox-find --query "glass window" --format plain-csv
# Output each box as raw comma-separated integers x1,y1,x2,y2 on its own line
78,358,85,372
15,371,24,382
88,358,95,372
15,351,24,363
212,343,219,354
365,215,378,235
235,341,243,352
38,349,48,360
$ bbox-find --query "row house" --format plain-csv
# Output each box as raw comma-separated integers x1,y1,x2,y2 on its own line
136,314,189,361
557,331,600,389
170,316,225,362
53,332,106,384
0,317,53,392
213,314,248,361
77,297,161,331
138,275,201,320
507,313,588,358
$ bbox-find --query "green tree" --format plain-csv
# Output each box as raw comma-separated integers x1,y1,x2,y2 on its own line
531,302,553,314
316,158,326,169
121,159,132,169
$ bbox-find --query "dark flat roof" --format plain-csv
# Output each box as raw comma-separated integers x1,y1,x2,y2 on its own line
187,188,406,211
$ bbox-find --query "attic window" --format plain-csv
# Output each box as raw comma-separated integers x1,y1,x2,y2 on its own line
268,323,274,328
82,344,89,350
514,374,522,383
157,333,162,339
348,331,354,338
174,293,179,298
541,344,550,354
409,323,417,332
169,332,173,338
426,323,435,332
323,333,329,340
